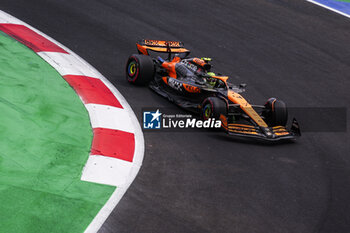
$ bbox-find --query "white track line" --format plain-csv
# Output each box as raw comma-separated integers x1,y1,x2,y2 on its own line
307,0,350,19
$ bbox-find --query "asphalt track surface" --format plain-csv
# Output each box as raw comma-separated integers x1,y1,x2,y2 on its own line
1,1,349,232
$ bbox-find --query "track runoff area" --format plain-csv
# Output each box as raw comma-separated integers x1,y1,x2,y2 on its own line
0,11,144,233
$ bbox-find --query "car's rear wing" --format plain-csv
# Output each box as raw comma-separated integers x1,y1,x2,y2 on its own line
136,39,190,58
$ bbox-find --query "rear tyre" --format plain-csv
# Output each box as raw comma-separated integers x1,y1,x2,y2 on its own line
126,54,155,85
264,98,288,126
201,97,227,120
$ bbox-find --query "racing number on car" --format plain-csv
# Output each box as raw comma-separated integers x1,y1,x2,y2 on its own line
168,78,182,91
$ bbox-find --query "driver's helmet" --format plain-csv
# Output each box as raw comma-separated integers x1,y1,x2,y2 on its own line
205,73,217,86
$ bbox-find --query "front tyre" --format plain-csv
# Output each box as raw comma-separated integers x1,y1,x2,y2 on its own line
201,97,227,120
263,98,288,126
126,54,155,85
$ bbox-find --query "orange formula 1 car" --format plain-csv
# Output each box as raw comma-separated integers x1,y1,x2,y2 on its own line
126,39,301,141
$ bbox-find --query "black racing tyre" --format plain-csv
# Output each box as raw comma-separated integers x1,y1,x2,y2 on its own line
264,98,288,126
201,97,227,120
125,54,155,85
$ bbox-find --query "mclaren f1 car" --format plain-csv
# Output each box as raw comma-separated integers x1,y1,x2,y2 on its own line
125,39,301,141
